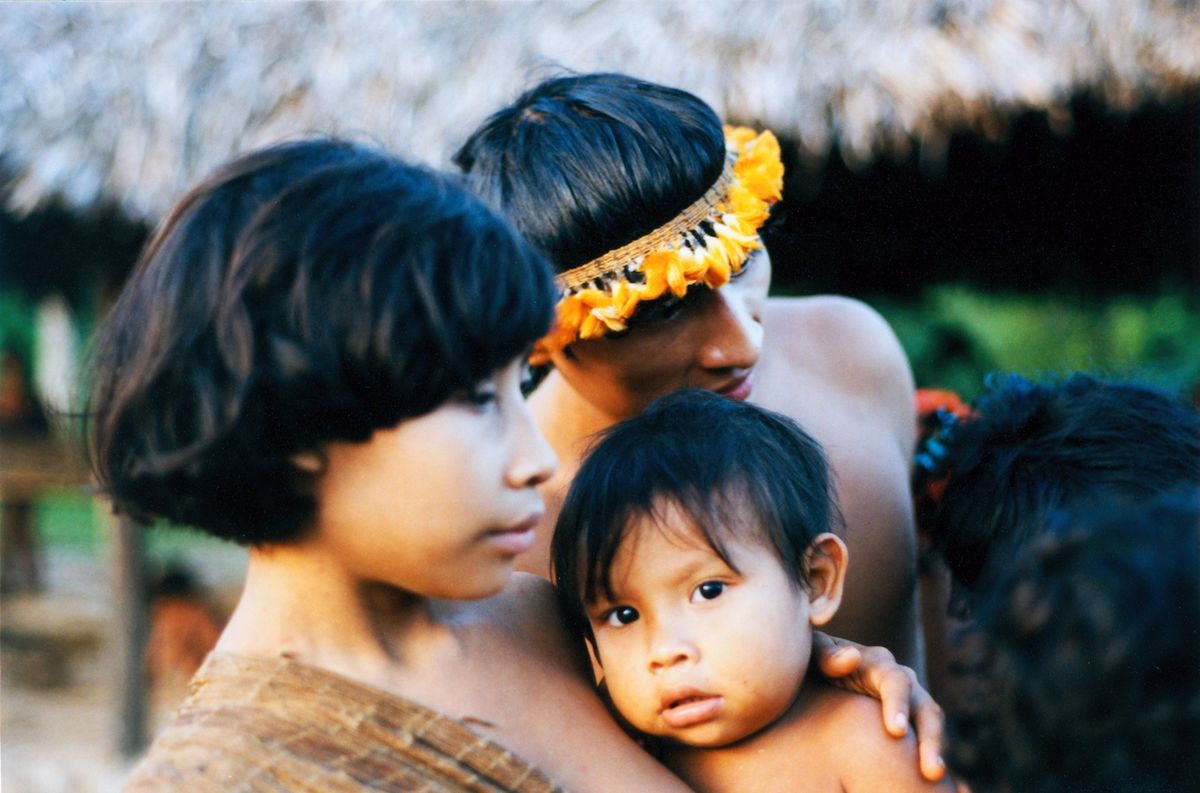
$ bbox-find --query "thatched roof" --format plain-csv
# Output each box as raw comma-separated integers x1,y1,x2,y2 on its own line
3,0,1198,220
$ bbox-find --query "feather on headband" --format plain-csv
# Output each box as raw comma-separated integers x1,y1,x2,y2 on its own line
530,126,784,364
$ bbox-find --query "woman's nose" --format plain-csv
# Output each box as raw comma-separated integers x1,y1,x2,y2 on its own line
506,402,557,489
697,288,763,372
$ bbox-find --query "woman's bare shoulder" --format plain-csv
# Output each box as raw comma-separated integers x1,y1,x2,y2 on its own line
473,573,584,666
463,575,693,792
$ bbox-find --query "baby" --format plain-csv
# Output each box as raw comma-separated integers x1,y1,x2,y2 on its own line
552,389,950,792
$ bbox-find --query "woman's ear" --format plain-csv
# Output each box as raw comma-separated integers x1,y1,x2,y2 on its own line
804,534,848,627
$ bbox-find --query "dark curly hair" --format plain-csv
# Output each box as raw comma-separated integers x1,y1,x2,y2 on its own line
920,372,1200,606
87,138,554,544
552,389,840,650
946,491,1200,793
454,72,726,273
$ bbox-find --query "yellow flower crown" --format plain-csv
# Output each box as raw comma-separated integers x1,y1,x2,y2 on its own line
530,126,784,364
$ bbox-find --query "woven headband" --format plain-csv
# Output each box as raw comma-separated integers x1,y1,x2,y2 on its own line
530,126,784,363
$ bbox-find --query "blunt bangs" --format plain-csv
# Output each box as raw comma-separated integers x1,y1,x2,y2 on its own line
88,139,554,544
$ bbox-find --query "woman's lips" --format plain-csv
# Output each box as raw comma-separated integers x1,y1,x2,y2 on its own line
487,515,541,555
660,694,724,729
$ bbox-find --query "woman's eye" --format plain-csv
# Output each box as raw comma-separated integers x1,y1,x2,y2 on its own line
605,606,639,627
518,364,537,396
692,581,725,602
463,388,497,408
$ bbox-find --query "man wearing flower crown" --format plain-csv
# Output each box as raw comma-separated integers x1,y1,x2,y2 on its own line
456,73,935,775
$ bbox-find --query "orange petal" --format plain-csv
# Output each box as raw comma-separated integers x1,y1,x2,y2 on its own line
702,251,731,288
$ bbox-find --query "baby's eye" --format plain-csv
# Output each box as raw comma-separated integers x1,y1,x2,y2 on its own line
691,581,725,602
605,606,640,627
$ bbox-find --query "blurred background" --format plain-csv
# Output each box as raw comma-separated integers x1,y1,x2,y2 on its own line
2,2,1198,791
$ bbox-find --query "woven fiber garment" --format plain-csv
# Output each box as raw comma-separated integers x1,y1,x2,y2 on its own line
123,653,564,792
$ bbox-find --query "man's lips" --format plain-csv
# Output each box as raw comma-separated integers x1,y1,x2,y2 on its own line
713,373,753,402
660,690,724,729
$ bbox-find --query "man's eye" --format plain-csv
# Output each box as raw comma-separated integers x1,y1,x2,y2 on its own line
692,581,725,602
731,246,760,279
605,606,639,627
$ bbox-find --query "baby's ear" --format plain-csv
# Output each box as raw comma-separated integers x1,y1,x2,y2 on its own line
289,450,326,475
803,534,848,627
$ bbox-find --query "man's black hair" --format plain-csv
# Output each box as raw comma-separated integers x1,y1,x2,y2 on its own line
454,72,725,273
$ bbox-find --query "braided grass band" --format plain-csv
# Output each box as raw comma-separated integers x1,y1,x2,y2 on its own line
556,155,737,292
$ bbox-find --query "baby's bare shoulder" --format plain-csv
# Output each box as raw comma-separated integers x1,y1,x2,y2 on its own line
809,688,952,793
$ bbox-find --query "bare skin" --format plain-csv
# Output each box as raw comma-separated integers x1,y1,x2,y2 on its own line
218,561,692,791
211,355,943,789
526,286,922,671
215,361,693,792
666,682,954,793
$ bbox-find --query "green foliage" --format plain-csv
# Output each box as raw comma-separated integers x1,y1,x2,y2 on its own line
0,288,36,361
874,286,1200,402
21,489,234,560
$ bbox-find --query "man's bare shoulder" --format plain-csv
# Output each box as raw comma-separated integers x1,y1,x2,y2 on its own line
762,295,914,428
765,295,908,373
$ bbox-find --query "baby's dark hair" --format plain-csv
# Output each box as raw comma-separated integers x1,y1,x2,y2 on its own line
919,372,1200,605
946,491,1200,793
454,72,725,272
87,138,554,544
552,389,840,646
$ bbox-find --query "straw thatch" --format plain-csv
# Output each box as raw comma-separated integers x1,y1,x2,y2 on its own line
3,0,1198,220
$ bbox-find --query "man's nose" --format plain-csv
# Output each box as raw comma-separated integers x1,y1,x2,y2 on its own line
697,288,763,371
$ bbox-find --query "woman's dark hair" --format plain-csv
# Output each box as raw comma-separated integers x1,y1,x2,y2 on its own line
454,72,725,272
87,138,554,544
946,491,1200,793
923,372,1200,606
551,389,840,647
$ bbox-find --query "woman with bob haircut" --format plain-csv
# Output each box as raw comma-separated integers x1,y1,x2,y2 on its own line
95,138,940,790
456,73,937,774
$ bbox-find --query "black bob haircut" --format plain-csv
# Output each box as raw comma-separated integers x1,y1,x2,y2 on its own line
454,72,726,272
946,491,1200,793
922,372,1200,604
87,138,554,544
551,389,840,645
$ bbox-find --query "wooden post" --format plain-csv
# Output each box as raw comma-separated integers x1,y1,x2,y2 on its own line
110,511,149,758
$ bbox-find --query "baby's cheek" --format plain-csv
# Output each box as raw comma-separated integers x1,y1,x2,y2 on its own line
602,664,653,729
